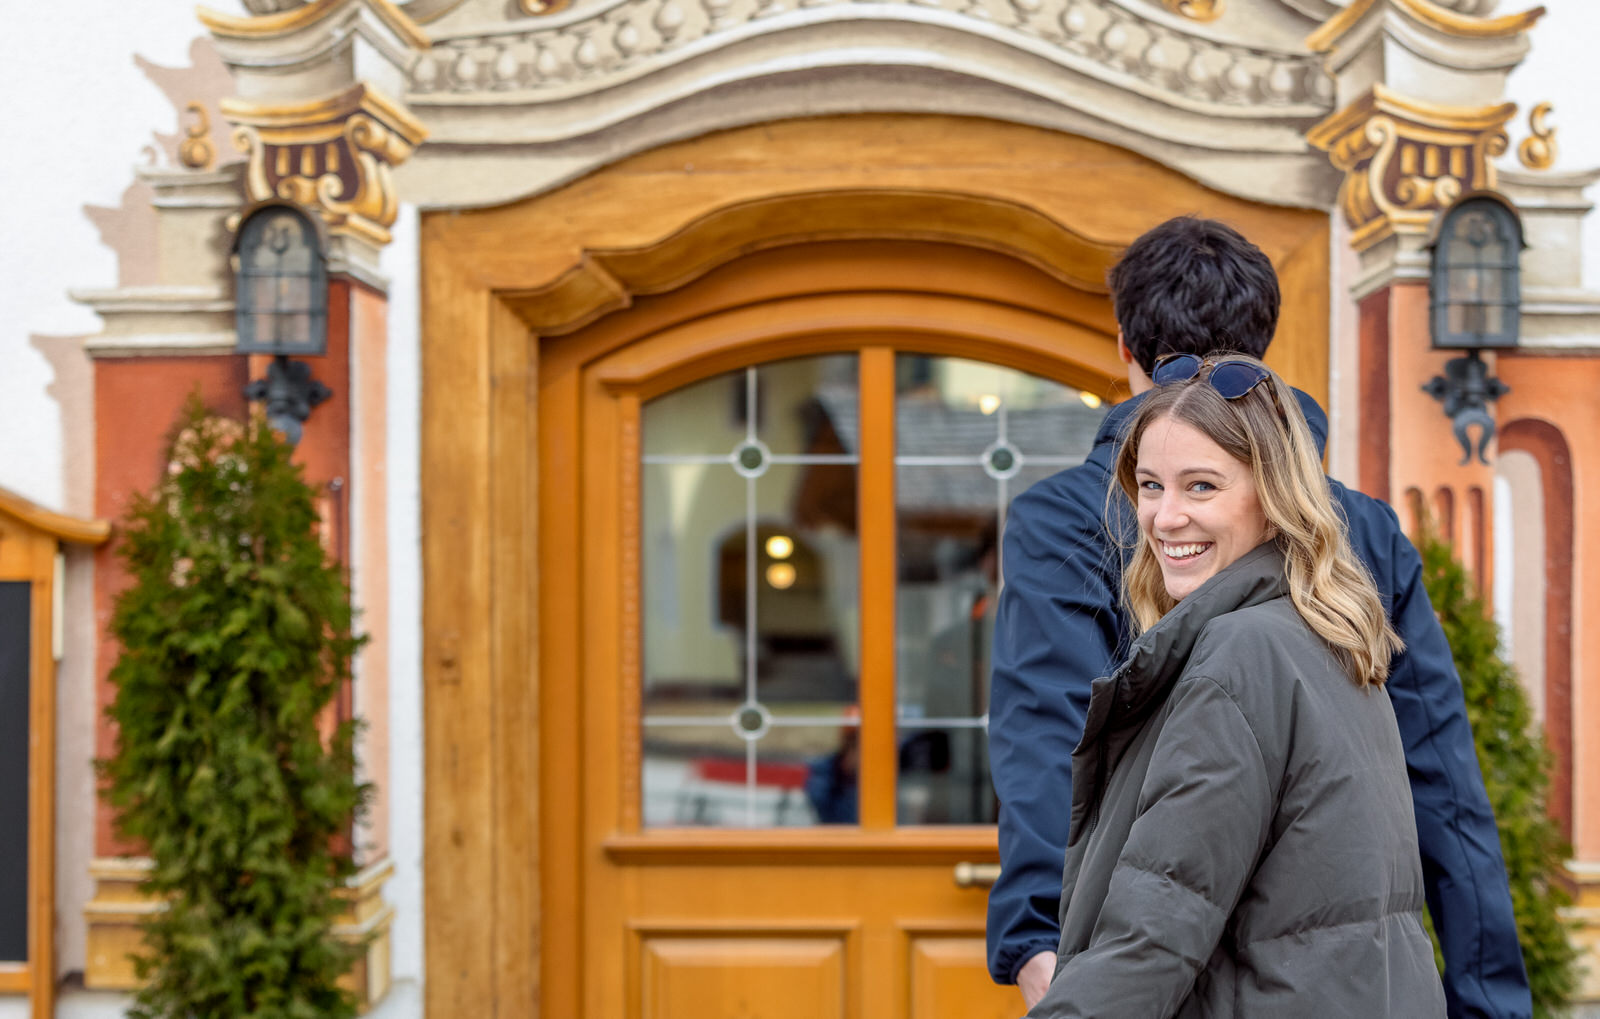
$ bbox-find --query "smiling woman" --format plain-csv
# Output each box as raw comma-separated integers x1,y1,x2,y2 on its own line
1113,354,1400,688
1025,354,1441,1018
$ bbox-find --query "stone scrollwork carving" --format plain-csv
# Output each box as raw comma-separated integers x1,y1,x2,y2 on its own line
520,0,573,15
222,84,428,245
408,0,1328,111
1161,0,1222,21
1517,101,1556,170
1307,84,1514,251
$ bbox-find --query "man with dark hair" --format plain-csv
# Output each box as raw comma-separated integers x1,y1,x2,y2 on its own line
987,216,1532,1017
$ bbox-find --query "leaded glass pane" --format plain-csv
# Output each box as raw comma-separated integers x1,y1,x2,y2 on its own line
894,354,1107,825
641,354,861,827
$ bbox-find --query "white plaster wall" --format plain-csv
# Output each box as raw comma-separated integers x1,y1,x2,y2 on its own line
382,203,425,990
1505,0,1600,291
0,2,237,509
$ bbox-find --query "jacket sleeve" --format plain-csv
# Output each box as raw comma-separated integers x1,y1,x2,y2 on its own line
986,481,1124,984
1029,676,1272,1019
1363,499,1532,1019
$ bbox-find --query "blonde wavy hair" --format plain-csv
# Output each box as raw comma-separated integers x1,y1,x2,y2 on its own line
1111,354,1402,688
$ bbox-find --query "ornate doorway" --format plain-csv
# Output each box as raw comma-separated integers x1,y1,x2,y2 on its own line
417,116,1330,1017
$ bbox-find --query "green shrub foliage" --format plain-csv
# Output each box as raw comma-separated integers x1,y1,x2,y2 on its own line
1416,525,1578,1017
101,400,368,1019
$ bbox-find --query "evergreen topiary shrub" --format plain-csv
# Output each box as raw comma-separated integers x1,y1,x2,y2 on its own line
100,399,368,1019
1416,524,1579,1018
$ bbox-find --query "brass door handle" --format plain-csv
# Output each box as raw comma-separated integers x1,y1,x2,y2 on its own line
953,862,1002,889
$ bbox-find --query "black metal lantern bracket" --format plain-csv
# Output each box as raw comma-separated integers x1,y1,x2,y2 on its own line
1422,193,1525,465
1421,352,1509,465
231,200,332,446
243,358,332,446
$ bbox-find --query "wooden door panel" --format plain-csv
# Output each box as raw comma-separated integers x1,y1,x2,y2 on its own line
908,936,1023,1019
641,936,847,1019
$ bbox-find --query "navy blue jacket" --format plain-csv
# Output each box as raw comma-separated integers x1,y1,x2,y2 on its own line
987,388,1532,1018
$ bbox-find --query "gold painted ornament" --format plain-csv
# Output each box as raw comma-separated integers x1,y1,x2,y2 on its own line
178,103,216,171
1518,102,1556,170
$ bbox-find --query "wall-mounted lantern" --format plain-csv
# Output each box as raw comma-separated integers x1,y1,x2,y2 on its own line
233,202,330,446
1422,193,1524,465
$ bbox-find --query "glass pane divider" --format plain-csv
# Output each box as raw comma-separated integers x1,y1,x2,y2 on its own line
857,347,898,830
895,455,982,466
768,454,858,464
744,473,758,732
641,454,734,464
745,738,758,827
642,453,860,464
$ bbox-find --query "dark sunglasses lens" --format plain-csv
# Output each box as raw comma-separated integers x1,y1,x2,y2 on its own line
1152,353,1203,386
1209,362,1269,400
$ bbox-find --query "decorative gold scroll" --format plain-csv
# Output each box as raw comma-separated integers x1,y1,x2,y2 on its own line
179,102,217,170
1518,101,1556,170
1161,0,1223,20
1306,84,1515,251
221,84,427,245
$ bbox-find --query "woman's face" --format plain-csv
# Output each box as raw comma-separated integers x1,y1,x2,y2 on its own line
1135,414,1272,603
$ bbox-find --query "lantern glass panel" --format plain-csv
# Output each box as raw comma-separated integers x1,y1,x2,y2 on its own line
234,205,328,356
1430,197,1521,350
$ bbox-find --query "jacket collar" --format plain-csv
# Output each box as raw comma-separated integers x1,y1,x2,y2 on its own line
1067,542,1289,843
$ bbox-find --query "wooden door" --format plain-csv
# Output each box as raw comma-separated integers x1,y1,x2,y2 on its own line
565,322,1114,1019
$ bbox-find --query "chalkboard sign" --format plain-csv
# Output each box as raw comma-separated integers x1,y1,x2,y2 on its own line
0,581,29,963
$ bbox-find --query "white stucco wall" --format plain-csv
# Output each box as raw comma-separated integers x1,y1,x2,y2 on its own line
1506,0,1600,288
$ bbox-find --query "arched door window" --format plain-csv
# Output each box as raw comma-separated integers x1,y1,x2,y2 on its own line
640,353,1107,827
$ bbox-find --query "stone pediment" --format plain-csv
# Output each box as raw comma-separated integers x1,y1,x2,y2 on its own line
390,0,1341,206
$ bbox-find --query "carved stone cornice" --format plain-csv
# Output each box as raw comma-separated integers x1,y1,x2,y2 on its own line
1306,83,1513,252
1308,0,1542,51
223,83,428,245
1305,0,1541,111
407,0,1332,115
201,0,428,50
201,0,428,107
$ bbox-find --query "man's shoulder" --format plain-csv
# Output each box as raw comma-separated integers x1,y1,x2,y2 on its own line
1011,459,1110,515
1324,478,1404,544
1005,460,1112,543
1322,478,1417,605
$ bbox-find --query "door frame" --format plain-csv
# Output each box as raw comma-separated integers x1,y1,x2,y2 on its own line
418,114,1331,1017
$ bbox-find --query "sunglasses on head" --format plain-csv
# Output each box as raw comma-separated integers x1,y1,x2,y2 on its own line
1150,352,1270,397
1151,352,1291,425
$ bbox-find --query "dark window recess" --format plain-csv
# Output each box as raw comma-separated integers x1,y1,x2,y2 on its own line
0,581,30,962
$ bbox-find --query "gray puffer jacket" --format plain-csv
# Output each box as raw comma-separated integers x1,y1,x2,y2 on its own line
1027,542,1445,1018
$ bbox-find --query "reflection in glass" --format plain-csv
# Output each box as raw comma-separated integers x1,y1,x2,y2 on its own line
894,354,1108,824
641,354,861,827
640,719,864,831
